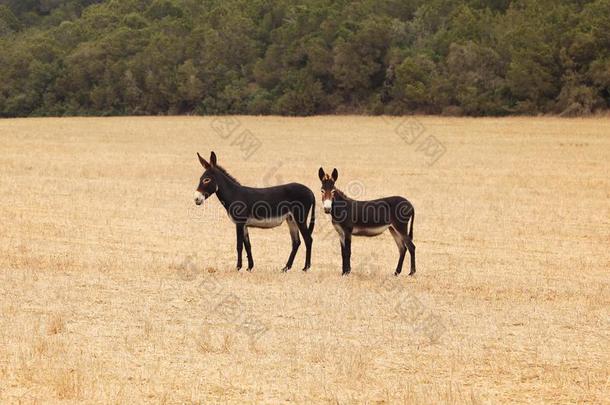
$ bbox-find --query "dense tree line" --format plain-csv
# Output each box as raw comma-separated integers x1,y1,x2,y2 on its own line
0,0,609,117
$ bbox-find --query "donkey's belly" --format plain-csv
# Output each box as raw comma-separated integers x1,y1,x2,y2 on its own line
246,214,287,229
352,225,390,236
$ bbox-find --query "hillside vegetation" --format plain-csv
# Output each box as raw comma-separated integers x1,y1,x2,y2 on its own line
1,0,609,116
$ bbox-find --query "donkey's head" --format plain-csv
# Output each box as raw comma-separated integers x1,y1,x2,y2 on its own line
318,167,338,214
194,151,219,205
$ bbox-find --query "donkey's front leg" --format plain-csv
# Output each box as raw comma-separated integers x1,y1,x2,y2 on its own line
243,226,254,271
340,242,346,274
235,224,245,271
342,231,352,276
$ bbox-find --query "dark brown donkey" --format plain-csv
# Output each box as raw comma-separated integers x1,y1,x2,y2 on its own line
318,168,415,276
194,152,315,272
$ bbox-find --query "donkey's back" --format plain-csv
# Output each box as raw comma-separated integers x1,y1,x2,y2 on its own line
244,182,314,203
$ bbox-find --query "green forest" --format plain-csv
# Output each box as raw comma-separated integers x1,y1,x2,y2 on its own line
1,0,609,117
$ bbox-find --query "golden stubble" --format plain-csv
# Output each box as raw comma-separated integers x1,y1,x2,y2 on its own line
0,116,608,403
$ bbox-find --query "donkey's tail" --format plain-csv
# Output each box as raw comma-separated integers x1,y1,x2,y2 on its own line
308,198,316,235
409,207,414,239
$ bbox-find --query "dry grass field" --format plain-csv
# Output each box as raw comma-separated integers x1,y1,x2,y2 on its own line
0,116,608,404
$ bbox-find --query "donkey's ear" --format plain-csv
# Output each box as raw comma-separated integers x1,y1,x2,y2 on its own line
331,168,338,181
197,152,210,169
210,151,217,167
318,167,325,181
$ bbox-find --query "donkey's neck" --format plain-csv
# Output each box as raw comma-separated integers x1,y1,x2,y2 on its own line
214,170,243,207
334,189,352,202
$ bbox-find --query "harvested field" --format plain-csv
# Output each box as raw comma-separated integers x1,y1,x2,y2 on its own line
0,116,608,403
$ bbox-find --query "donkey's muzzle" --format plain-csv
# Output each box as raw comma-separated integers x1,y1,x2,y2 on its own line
194,191,205,206
323,199,332,214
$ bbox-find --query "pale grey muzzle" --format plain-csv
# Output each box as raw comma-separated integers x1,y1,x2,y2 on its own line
323,199,332,213
194,191,205,205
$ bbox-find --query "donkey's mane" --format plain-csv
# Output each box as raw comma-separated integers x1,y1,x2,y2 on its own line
214,165,241,185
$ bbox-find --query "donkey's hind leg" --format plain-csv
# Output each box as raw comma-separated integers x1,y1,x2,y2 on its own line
282,216,301,272
406,238,416,275
389,226,407,276
295,218,312,271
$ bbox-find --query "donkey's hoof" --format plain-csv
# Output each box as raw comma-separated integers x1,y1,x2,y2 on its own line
394,271,400,277
236,266,242,272
281,266,290,272
408,270,416,276
247,267,254,272
341,271,350,276
302,266,310,272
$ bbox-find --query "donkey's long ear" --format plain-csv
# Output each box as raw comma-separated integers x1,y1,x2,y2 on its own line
318,167,325,181
210,151,217,167
197,152,210,169
331,168,338,181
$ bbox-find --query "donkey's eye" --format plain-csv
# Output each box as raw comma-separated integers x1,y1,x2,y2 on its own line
321,189,324,193
203,178,211,184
